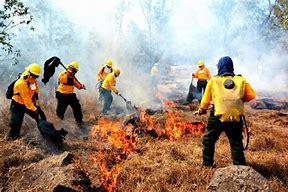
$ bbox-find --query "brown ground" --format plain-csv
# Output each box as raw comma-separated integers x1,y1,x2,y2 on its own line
0,96,287,192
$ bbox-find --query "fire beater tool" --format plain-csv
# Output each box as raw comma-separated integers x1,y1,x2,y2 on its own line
42,56,85,89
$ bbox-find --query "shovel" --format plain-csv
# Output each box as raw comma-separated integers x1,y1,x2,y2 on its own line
118,94,135,113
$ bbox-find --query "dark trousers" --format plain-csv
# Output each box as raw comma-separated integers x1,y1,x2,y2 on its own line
98,81,104,102
8,101,45,140
102,89,113,114
56,92,83,123
197,80,207,95
202,111,246,166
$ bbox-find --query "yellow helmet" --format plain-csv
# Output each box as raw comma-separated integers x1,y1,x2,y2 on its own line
26,63,41,76
114,68,120,76
106,59,113,68
197,60,205,67
68,61,79,71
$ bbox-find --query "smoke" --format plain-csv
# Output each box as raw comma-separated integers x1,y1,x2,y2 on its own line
164,0,288,92
1,0,287,105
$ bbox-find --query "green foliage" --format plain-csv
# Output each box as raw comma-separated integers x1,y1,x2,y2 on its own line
0,0,32,64
273,0,288,30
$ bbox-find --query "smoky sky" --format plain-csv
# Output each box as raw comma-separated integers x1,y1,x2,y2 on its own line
1,0,287,105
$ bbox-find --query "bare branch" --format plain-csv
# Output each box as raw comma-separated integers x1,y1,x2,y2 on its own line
1,20,13,33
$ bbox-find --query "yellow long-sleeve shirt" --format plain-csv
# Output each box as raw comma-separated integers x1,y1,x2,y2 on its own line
194,67,211,80
12,74,39,112
200,76,256,110
97,66,113,81
102,73,118,94
57,71,82,94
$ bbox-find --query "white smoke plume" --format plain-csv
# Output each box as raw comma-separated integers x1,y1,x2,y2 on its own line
1,0,287,106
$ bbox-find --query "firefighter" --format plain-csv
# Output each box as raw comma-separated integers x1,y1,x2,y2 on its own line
56,61,85,124
7,64,44,140
197,56,256,167
101,68,121,115
97,59,113,102
192,60,211,95
150,63,159,77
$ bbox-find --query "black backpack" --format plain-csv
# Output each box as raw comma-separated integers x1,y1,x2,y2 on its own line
6,79,18,99
6,74,21,99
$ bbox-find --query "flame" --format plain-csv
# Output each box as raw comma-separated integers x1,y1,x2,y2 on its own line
90,117,138,191
90,151,121,192
140,110,205,140
164,111,205,140
89,96,205,191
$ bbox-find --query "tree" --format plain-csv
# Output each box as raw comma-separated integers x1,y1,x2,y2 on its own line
137,0,173,67
0,0,32,65
210,0,237,52
273,0,288,30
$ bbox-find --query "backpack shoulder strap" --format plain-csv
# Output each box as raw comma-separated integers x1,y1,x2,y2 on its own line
101,66,105,74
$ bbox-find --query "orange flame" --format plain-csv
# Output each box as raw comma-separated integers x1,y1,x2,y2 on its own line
90,117,138,191
89,95,205,191
90,151,121,192
140,110,205,140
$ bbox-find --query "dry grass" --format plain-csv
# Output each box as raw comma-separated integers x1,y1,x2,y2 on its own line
115,109,288,192
0,96,287,191
118,138,214,192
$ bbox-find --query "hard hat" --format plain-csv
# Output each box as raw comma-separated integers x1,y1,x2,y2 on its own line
197,60,205,67
26,63,41,76
114,68,120,76
68,61,79,71
106,59,113,68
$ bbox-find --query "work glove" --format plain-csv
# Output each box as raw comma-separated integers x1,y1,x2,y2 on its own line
28,108,40,123
115,90,119,95
194,108,207,115
37,107,47,121
192,73,196,78
81,84,86,90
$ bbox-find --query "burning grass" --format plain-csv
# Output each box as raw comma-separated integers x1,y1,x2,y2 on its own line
138,109,205,140
104,102,287,191
0,95,287,191
89,117,138,191
88,106,206,191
